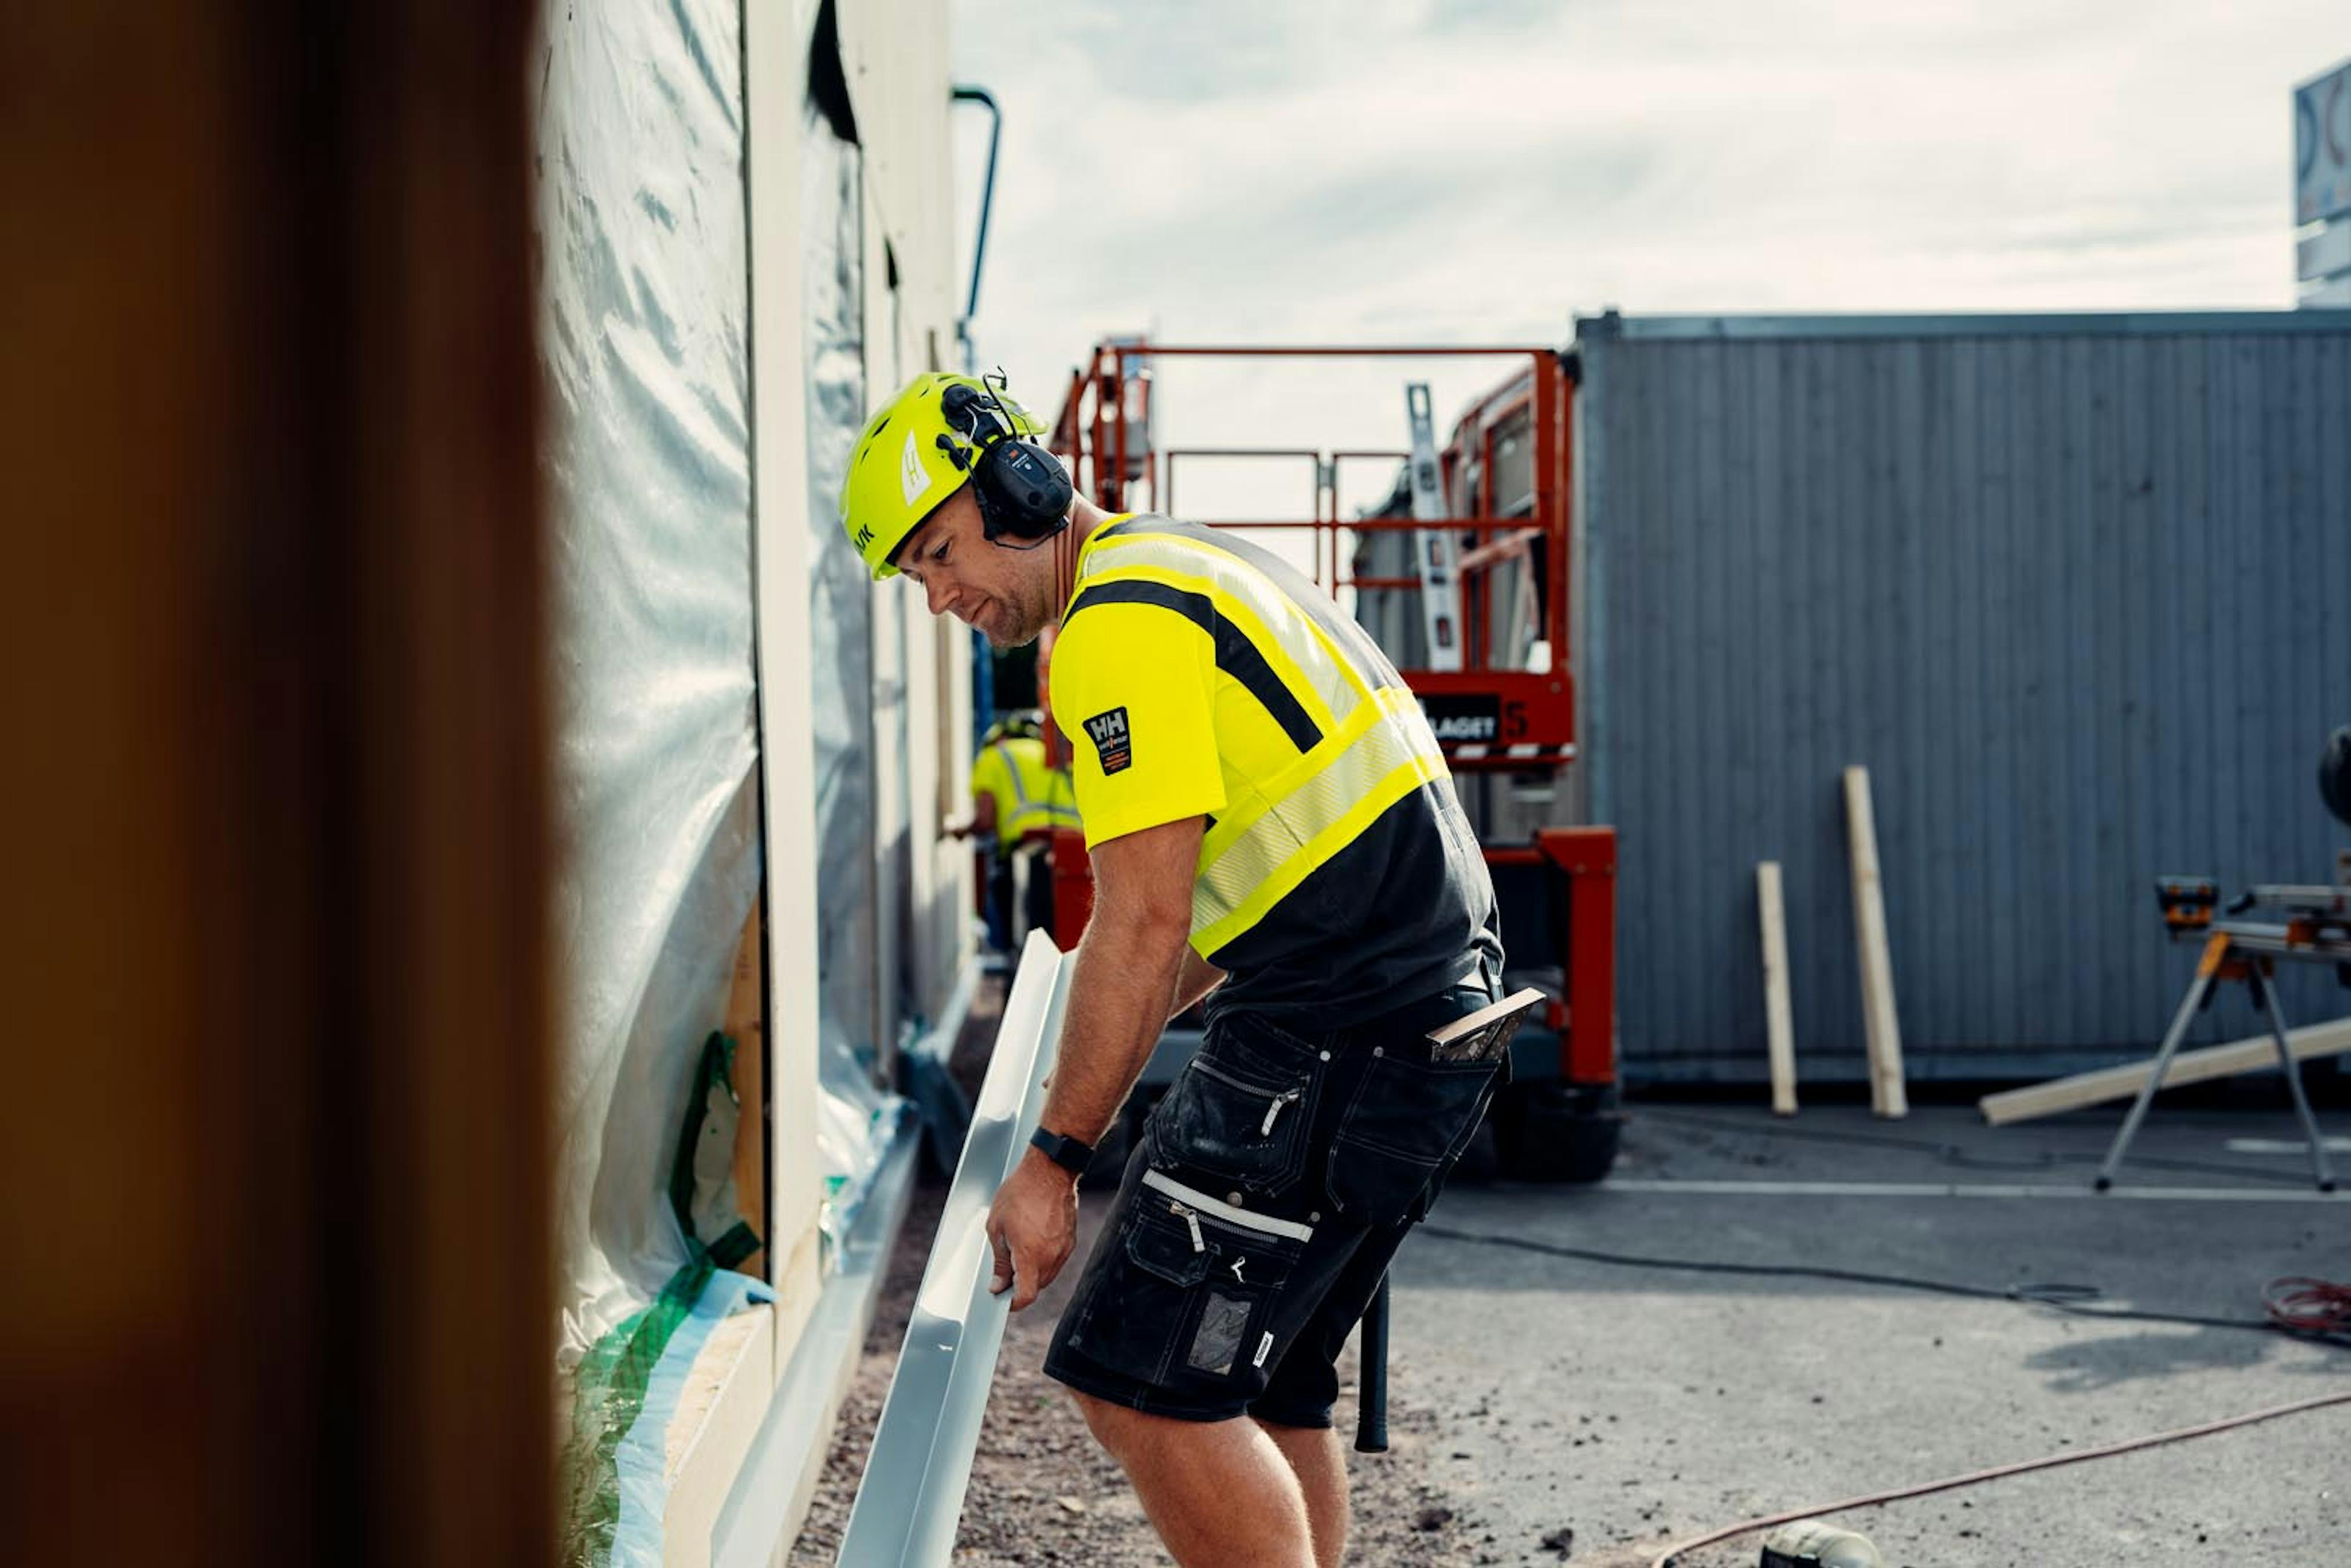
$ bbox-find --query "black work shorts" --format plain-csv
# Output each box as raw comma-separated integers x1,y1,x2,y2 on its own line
1043,987,1503,1427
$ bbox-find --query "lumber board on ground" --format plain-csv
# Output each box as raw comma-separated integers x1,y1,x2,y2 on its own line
1978,1017,2351,1125
1843,767,1907,1117
1757,861,1797,1115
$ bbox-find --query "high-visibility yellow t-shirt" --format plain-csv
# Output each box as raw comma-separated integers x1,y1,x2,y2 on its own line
1046,514,1500,1025
970,735,1078,847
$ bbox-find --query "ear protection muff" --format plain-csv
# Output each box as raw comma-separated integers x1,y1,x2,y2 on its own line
937,373,1074,547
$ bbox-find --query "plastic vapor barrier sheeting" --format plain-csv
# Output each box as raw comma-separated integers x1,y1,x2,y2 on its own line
802,94,902,1251
537,0,758,1373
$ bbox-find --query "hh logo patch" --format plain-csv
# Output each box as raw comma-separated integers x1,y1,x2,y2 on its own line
1083,707,1132,774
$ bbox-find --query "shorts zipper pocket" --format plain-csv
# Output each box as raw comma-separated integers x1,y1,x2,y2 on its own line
1259,1088,1303,1135
1156,1041,1318,1197
1143,1169,1315,1245
1188,1057,1307,1138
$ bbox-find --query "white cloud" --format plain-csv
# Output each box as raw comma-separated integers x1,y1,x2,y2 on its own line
947,1,2340,507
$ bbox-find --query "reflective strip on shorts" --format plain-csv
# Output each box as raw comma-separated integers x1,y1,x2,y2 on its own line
1142,1169,1316,1244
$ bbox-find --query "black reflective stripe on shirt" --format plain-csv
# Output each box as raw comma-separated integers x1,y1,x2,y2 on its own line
1063,580,1324,752
1094,516,1401,693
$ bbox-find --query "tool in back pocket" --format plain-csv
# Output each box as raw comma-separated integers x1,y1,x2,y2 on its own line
1423,986,1547,1063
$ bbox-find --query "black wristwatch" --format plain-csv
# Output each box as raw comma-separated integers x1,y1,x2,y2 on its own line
1029,1125,1095,1178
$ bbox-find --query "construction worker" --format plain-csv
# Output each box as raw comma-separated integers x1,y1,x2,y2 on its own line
963,709,1078,949
840,371,1504,1568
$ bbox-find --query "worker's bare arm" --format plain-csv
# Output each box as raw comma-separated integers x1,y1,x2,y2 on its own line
1040,813,1205,1145
986,813,1204,1310
1169,945,1225,1023
943,790,996,842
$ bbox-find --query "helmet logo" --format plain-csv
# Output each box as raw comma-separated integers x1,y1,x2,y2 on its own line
899,428,929,509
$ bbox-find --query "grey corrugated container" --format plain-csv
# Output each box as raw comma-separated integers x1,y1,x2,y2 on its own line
1572,309,2351,1084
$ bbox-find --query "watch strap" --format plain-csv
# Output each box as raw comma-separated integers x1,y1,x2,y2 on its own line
1029,1125,1095,1177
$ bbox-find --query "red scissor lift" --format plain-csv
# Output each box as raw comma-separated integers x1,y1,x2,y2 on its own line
1038,343,1621,1182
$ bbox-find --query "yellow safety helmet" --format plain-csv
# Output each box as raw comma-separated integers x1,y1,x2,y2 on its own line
981,708,1046,745
839,371,1052,580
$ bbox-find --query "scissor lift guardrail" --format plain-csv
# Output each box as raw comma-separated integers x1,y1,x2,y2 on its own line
835,931,1072,1566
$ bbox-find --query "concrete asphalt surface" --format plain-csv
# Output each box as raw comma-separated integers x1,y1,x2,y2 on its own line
1395,1101,2349,1567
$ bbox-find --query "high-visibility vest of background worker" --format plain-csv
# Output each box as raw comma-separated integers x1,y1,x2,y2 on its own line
955,709,1080,954
839,368,1510,1568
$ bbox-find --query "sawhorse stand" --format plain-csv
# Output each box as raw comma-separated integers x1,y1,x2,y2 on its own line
2097,919,2342,1191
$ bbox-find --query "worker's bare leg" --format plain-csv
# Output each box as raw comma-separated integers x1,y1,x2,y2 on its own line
1256,1418,1347,1568
1072,1392,1314,1568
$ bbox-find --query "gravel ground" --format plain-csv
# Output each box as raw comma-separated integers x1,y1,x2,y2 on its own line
785,1171,1485,1566
783,983,2351,1566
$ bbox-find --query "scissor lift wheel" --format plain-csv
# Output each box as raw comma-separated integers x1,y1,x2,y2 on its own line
1495,1079,1623,1185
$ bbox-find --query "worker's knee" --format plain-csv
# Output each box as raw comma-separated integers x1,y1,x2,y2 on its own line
1069,1389,1221,1462
1068,1388,1149,1453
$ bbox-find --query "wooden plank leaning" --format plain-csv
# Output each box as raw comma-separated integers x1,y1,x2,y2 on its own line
1756,861,1797,1115
1843,767,1908,1118
1980,1016,2351,1126
724,905,767,1279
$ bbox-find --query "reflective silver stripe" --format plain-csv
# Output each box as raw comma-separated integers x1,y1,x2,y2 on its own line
1142,1169,1316,1243
1083,534,1367,727
1192,692,1446,938
993,742,1030,808
996,741,1080,832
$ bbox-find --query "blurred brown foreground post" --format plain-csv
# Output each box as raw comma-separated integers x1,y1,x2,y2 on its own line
1,3,553,1565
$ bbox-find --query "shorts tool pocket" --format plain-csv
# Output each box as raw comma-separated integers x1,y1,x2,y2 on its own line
1150,1018,1318,1196
1326,1049,1500,1227
1068,1198,1215,1387
1140,1170,1308,1388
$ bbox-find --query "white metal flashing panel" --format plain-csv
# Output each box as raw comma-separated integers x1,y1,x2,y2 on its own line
835,932,1070,1566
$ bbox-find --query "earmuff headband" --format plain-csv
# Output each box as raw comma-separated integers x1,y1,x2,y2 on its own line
938,372,1072,547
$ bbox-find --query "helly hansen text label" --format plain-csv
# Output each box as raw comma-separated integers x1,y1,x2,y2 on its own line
1084,707,1133,774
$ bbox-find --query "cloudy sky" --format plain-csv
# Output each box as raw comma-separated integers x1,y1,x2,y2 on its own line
950,1,2341,518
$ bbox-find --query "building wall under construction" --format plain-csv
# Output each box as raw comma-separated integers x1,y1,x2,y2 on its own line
1574,310,2351,1082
